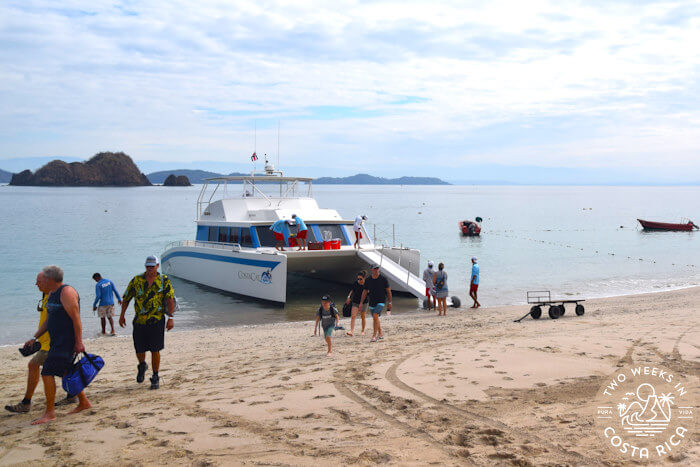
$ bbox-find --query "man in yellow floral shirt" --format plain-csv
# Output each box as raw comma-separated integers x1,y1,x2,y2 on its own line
120,255,175,390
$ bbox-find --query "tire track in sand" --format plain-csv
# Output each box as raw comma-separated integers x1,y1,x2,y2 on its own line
332,380,455,456
385,352,586,464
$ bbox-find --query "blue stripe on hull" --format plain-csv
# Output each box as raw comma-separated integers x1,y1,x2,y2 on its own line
162,250,282,270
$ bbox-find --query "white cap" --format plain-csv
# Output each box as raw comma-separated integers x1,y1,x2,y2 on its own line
145,255,159,267
471,256,477,262
427,260,434,267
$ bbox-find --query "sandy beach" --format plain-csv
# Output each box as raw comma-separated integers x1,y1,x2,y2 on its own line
1,287,698,466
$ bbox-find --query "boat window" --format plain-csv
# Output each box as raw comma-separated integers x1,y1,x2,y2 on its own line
255,226,279,247
218,227,228,243
228,228,240,244
316,224,348,245
196,225,208,241
208,226,218,242
240,228,254,248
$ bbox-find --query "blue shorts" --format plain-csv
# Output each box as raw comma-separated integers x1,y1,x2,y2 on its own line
323,326,335,338
369,303,385,316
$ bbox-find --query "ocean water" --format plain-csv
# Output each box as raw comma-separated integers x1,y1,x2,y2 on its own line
0,184,698,345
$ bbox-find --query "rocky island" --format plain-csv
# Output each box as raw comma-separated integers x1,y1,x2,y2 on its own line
163,174,192,186
9,152,151,186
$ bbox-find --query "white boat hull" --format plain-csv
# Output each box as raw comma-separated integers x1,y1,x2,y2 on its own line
162,244,288,303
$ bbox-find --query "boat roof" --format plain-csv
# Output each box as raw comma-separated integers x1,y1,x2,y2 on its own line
204,175,314,182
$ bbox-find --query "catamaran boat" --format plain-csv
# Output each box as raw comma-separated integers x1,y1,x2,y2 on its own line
161,163,431,304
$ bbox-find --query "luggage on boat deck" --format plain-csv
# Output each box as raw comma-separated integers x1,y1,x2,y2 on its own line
308,241,324,250
288,236,298,247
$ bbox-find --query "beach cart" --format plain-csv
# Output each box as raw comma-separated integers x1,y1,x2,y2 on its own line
514,291,585,322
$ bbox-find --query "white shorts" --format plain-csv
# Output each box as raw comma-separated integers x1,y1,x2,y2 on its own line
97,305,115,318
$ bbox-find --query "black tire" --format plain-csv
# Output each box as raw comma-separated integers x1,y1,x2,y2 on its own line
575,304,585,316
559,304,565,315
548,305,561,319
530,306,542,320
451,296,461,308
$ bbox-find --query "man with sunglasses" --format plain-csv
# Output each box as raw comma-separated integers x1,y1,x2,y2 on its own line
120,255,175,390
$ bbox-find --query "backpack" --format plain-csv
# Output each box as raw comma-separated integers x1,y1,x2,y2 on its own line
318,305,338,328
435,272,446,290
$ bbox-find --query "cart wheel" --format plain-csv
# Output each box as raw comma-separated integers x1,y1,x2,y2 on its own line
559,304,565,315
575,304,585,316
548,305,561,319
530,306,542,320
451,296,461,308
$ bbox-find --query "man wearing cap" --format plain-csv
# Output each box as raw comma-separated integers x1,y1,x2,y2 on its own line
359,264,392,342
120,255,175,390
314,295,339,356
291,214,308,250
470,257,480,308
422,261,435,311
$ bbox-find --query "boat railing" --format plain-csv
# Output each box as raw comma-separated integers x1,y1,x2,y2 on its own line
165,240,243,252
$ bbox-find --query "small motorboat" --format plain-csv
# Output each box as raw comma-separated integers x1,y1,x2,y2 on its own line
459,217,482,236
637,219,698,231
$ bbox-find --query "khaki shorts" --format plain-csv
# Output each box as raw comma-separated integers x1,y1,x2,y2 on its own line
98,305,115,318
30,349,49,366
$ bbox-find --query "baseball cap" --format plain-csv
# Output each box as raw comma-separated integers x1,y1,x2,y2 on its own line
427,260,434,267
471,256,477,262
321,294,331,301
145,255,159,267
370,263,380,269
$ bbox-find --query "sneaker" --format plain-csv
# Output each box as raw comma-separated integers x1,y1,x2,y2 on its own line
4,402,30,413
137,362,148,383
150,374,160,390
55,396,77,407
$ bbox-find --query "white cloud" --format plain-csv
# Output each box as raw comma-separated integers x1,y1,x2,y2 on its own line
0,0,698,179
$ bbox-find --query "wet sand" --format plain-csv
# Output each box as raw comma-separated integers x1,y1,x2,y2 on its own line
0,287,698,465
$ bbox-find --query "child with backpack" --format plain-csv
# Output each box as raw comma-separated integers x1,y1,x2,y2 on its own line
314,295,339,356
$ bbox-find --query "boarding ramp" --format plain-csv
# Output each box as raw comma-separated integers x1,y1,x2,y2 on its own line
357,249,425,298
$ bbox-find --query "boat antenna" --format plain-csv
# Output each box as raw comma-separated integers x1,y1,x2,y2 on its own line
277,120,280,168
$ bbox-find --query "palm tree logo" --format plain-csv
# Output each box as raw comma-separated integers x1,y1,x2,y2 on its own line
618,383,674,436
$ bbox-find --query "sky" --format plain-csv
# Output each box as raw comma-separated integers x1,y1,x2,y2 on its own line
1,0,699,182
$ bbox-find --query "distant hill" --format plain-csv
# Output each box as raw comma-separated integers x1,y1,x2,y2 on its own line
147,169,223,184
10,152,151,186
314,173,450,185
0,168,12,183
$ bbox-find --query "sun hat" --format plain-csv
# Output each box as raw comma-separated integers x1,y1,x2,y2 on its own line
145,255,159,267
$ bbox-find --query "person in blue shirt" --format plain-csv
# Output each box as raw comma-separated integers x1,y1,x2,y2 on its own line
92,273,122,335
269,219,289,251
469,257,480,308
291,214,308,250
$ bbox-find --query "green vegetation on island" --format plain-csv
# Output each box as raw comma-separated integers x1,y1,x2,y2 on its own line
163,174,192,186
9,152,151,186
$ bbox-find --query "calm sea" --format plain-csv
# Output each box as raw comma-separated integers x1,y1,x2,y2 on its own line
0,184,698,345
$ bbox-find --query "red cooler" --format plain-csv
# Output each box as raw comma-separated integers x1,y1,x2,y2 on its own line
330,239,341,249
323,240,331,250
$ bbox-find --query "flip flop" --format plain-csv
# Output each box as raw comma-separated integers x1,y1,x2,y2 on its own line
370,338,377,343
346,332,353,336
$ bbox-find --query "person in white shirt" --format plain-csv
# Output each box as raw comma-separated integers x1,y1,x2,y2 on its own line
353,215,367,249
422,261,435,310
